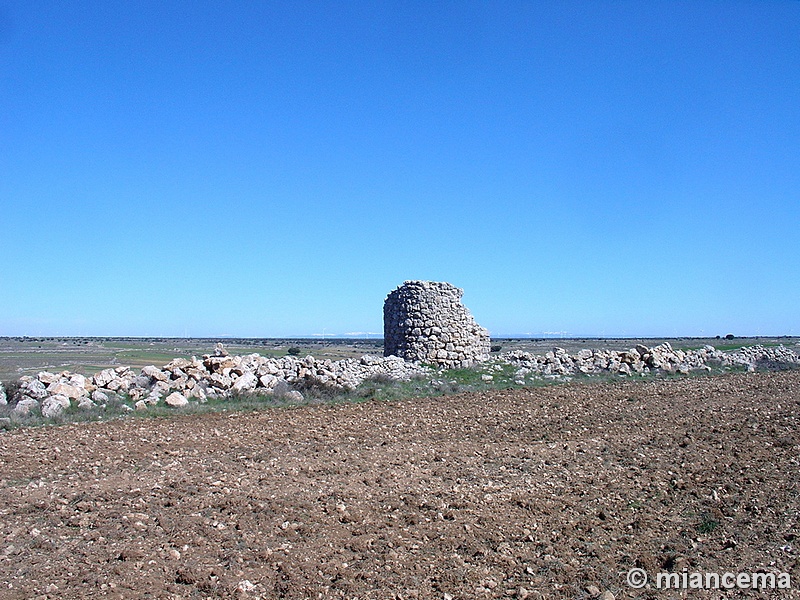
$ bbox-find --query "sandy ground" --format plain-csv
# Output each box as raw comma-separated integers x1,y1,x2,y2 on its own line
1,371,799,599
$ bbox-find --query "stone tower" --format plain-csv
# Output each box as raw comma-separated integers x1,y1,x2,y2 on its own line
383,281,491,368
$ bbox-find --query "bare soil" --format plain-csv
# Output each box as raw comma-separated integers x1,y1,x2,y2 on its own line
1,371,799,599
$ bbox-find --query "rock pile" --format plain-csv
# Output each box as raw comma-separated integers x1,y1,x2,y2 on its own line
384,281,490,368
5,344,429,417
722,344,800,372
501,342,800,380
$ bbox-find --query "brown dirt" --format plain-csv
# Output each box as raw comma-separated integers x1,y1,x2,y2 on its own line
1,371,799,599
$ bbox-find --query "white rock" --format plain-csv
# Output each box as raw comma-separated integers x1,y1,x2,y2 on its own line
165,392,188,408
284,390,304,403
168,376,189,391
0,383,6,406
20,379,48,400
92,390,109,404
46,382,84,399
105,378,127,392
77,397,96,410
12,397,40,416
37,371,60,385
209,373,232,390
68,374,86,389
259,374,278,389
41,394,71,418
134,400,148,411
188,386,207,402
93,368,117,387
232,371,257,394
142,365,168,381
150,381,170,398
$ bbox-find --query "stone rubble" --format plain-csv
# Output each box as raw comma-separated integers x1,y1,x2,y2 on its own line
1,342,797,418
384,280,490,368
500,342,800,380
3,347,430,416
723,344,800,372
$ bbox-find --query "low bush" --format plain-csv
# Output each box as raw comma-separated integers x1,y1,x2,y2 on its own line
2,380,20,402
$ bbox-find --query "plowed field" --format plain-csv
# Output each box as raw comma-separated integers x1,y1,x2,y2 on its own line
1,371,799,599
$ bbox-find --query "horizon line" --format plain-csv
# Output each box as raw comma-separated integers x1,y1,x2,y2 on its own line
0,334,797,341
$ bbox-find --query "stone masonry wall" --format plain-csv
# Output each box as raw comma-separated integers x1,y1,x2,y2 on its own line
383,281,491,368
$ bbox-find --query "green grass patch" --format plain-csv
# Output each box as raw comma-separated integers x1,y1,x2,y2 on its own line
696,513,720,534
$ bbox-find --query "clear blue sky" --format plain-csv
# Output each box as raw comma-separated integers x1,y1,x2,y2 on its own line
1,1,798,338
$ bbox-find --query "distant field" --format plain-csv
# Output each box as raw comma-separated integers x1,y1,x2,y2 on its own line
0,337,382,381
0,335,796,382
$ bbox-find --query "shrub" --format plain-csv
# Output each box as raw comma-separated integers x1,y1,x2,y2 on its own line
490,345,502,352
287,347,301,356
697,513,719,534
365,372,394,384
755,358,800,372
2,380,20,403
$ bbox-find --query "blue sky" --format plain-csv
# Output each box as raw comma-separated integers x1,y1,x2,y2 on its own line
1,0,798,338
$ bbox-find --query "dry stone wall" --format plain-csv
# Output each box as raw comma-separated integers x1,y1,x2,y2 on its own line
383,280,491,368
4,346,431,419
3,343,799,421
501,343,800,380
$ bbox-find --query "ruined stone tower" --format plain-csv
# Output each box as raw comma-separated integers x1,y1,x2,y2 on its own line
383,281,491,368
